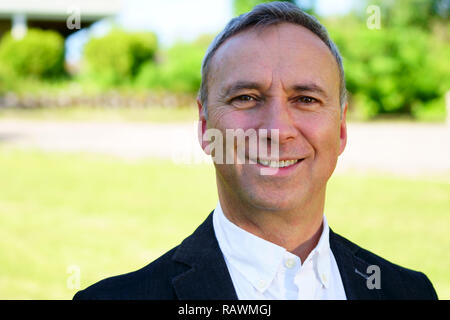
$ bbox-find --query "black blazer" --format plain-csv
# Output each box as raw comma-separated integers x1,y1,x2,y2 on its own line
73,212,438,300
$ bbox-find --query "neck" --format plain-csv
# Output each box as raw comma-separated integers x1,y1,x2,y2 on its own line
217,181,326,263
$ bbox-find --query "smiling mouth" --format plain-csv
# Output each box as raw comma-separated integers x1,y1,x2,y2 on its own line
256,158,302,168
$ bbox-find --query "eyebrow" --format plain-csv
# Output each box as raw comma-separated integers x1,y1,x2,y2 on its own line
219,81,264,100
219,81,329,100
291,83,329,98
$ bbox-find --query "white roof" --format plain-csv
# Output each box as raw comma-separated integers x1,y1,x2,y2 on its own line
0,0,122,20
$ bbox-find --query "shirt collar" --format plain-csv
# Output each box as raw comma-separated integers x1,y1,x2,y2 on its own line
309,214,332,288
213,201,332,292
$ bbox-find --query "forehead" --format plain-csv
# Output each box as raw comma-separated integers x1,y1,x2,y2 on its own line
208,23,339,97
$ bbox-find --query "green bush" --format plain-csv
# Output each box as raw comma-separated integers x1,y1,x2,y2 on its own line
327,18,449,120
83,29,157,85
0,29,65,79
136,38,208,94
232,0,300,16
412,96,447,122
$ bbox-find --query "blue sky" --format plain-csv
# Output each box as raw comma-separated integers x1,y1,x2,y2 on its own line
66,0,356,63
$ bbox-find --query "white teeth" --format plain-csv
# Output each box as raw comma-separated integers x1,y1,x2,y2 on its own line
257,159,299,168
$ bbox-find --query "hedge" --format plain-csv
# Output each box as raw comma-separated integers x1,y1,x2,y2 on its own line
0,29,65,79
83,29,158,85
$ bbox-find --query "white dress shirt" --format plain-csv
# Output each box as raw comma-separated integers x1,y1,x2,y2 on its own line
212,201,347,300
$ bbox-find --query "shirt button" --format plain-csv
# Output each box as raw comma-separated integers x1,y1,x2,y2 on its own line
284,258,296,269
321,274,328,284
257,279,266,289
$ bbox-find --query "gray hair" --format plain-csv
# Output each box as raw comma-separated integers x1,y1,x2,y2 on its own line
198,1,347,117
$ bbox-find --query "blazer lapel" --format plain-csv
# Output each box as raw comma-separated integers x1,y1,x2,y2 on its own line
330,230,383,300
171,212,238,300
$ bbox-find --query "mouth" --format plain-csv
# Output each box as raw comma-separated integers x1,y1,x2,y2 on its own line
256,158,303,168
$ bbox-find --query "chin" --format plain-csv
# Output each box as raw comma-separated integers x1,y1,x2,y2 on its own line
246,191,304,213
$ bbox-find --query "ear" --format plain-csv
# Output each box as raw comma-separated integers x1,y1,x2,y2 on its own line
197,98,210,155
338,102,348,156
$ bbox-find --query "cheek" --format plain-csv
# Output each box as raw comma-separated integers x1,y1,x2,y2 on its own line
297,112,342,157
209,106,250,130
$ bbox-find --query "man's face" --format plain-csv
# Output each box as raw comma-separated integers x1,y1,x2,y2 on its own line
200,22,347,212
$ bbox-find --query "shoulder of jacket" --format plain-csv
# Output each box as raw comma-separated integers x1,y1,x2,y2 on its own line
331,231,438,299
73,245,186,300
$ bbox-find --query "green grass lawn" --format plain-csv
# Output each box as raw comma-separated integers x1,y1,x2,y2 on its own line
0,147,448,299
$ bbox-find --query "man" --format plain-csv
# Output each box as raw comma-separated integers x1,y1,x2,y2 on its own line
74,2,437,300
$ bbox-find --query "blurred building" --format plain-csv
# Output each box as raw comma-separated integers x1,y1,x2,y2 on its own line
0,0,122,39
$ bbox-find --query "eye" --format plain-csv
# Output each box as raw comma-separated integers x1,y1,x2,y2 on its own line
297,96,318,104
230,95,259,108
234,95,255,102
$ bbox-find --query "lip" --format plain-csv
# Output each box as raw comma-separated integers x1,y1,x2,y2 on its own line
247,156,306,162
256,158,302,162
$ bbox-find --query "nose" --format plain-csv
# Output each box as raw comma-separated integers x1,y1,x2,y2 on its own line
262,97,298,143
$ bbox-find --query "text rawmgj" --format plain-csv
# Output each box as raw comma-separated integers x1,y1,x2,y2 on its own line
178,304,271,317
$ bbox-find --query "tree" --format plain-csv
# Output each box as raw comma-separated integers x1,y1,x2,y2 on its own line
365,0,449,30
83,29,157,85
326,0,450,120
232,0,316,16
0,29,65,79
